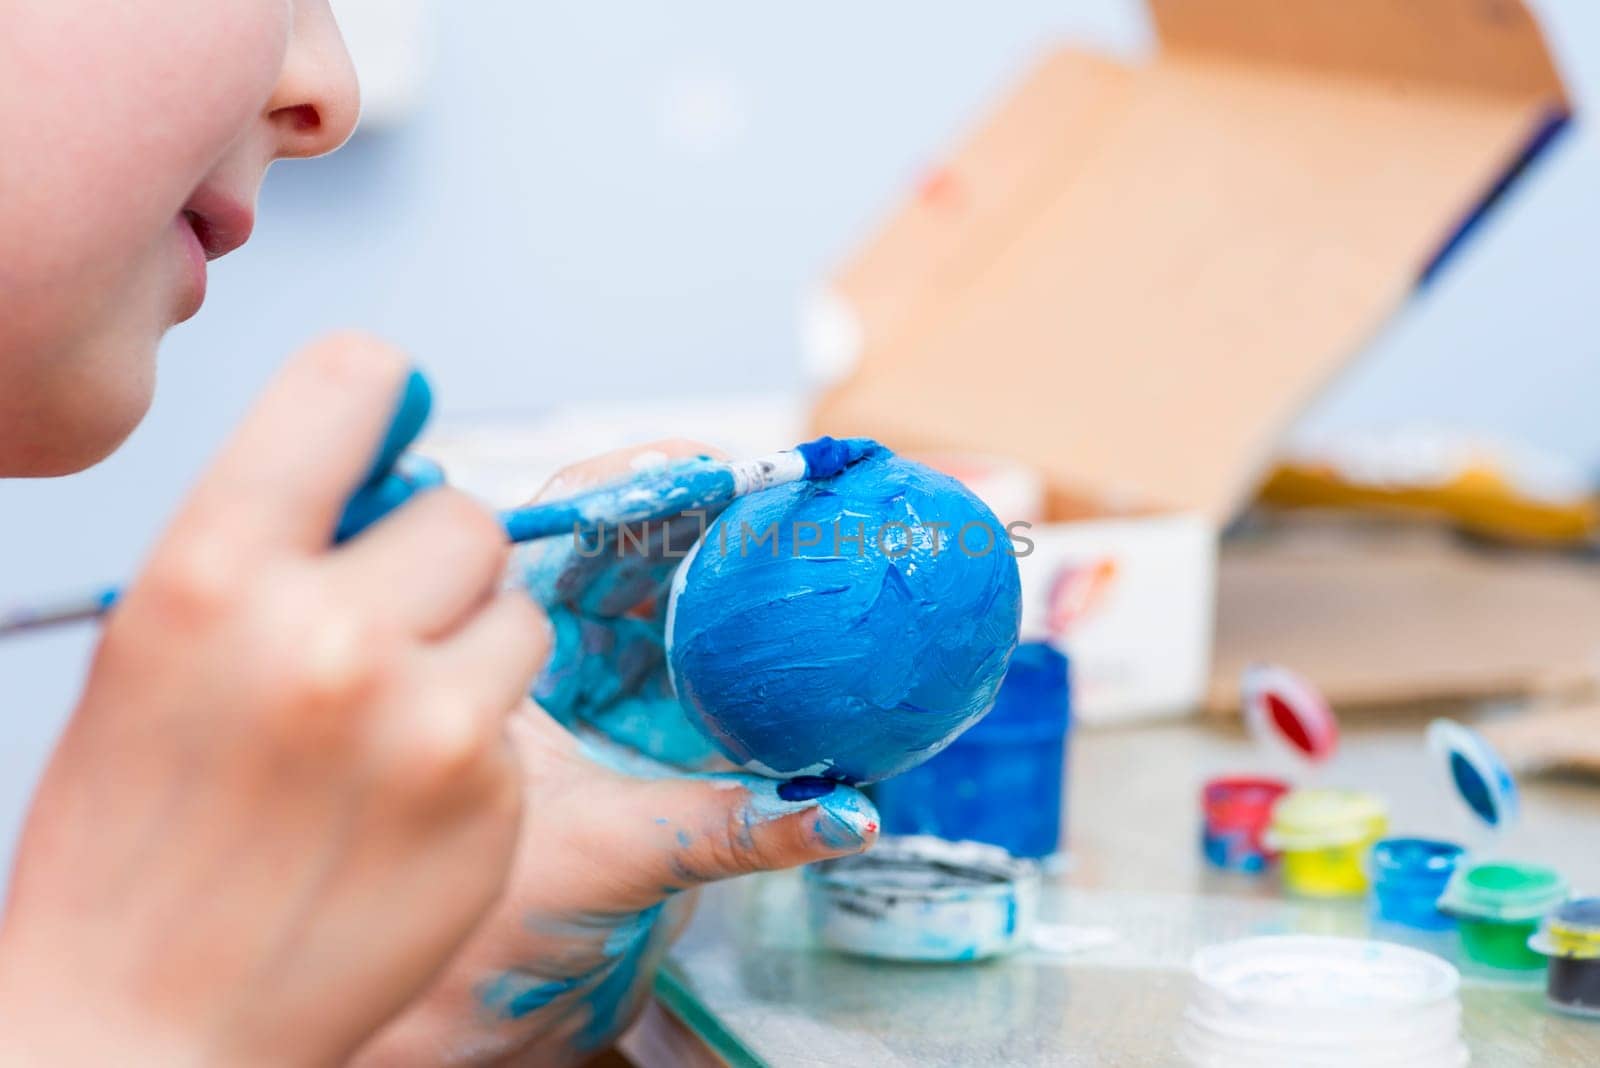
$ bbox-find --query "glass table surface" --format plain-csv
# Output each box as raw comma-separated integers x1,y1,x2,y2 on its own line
653,719,1600,1066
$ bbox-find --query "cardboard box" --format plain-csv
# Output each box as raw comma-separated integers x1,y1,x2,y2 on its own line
806,0,1572,722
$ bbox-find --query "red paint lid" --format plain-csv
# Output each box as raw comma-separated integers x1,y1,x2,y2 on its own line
1241,663,1339,766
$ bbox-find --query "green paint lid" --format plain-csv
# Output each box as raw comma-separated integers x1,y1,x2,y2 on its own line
1265,788,1388,851
1439,861,1567,923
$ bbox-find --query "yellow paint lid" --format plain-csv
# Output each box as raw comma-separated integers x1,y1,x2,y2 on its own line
1267,788,1389,851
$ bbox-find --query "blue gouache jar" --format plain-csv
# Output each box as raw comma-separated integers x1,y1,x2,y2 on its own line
1370,837,1465,930
872,642,1070,858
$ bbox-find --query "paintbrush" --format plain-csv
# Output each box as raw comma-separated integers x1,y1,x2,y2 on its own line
0,435,879,638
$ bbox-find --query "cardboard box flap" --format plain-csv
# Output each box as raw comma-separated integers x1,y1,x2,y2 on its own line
831,50,1139,396
813,1,1568,524
1152,0,1568,104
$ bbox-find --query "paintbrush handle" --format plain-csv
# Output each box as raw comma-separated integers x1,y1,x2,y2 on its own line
0,587,120,637
496,449,812,543
0,458,776,638
0,438,877,639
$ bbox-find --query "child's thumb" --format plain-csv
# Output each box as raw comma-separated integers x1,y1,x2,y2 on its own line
580,772,878,910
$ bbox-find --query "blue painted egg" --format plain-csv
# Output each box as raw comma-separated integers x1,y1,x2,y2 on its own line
665,451,1023,784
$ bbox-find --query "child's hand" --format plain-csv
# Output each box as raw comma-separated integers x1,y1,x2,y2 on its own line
516,443,734,769
0,335,548,1065
355,701,878,1068
353,444,878,1067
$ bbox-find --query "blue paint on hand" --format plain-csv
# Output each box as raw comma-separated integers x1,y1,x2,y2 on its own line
518,480,727,768
779,776,838,802
478,904,667,1027
734,770,879,854
666,449,1022,783
502,456,736,543
477,970,591,1020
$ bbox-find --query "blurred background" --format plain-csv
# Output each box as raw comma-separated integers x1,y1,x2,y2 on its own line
3,0,1600,871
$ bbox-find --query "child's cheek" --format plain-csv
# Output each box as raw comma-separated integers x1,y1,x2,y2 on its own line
5,2,287,273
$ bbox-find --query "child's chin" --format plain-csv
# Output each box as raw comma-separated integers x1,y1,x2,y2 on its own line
5,346,156,477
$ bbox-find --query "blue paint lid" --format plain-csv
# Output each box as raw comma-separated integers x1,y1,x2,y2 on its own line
958,641,1070,745
1370,837,1465,885
1427,719,1519,832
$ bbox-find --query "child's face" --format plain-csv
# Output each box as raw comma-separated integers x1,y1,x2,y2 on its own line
0,1,359,476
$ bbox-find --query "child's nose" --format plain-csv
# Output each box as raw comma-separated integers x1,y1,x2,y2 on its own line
267,1,362,161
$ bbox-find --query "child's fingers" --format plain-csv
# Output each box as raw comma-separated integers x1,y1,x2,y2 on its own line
330,489,510,639
530,440,726,503
562,768,878,913
178,333,410,557
426,594,552,735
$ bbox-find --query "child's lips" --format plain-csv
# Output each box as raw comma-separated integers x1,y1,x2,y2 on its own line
181,192,255,261
171,192,254,322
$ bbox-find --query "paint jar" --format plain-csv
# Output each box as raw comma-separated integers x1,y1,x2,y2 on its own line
1530,898,1600,1017
1200,776,1288,872
1268,789,1389,898
1180,935,1467,1068
1370,837,1465,931
873,643,1070,858
804,836,1040,962
1440,861,1567,971
1200,664,1339,874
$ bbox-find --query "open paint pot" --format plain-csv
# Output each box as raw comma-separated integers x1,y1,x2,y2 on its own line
873,641,1071,858
1200,777,1289,872
1368,720,1517,932
1180,935,1467,1067
804,836,1039,962
1440,861,1568,971
1370,838,1466,931
1199,664,1334,874
1424,719,1565,970
1268,789,1390,898
1530,898,1600,1016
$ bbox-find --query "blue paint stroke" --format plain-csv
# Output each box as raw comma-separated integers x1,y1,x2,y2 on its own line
779,776,837,802
794,436,880,479
667,450,1022,783
577,904,667,1051
477,970,592,1020
480,905,666,1023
